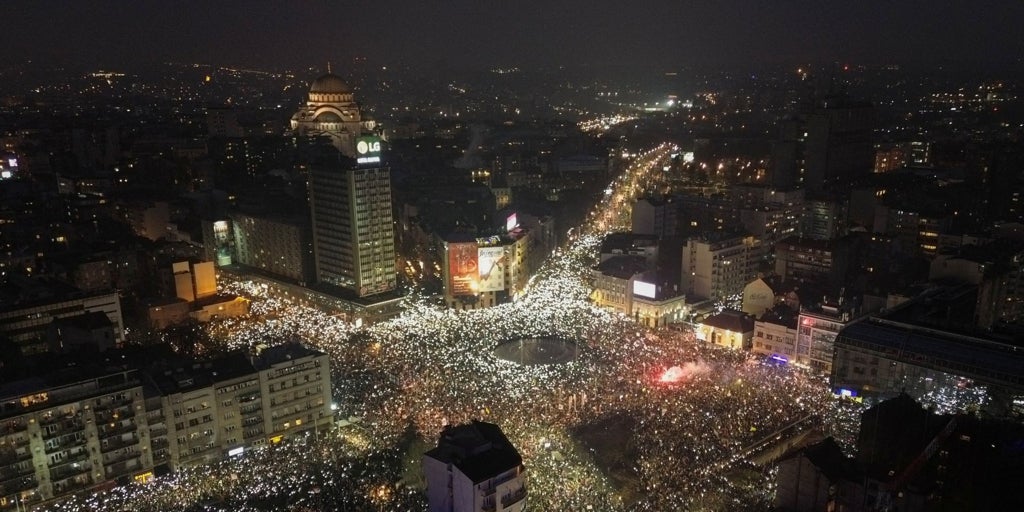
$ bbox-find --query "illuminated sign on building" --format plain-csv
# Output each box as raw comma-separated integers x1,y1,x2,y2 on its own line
477,246,506,292
448,242,479,296
633,281,656,299
505,213,518,232
212,220,233,266
356,136,382,165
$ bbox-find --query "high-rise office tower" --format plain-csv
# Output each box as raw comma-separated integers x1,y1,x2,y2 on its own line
309,156,397,298
771,96,874,192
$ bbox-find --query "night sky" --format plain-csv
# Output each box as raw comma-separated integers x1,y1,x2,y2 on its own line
3,0,1023,70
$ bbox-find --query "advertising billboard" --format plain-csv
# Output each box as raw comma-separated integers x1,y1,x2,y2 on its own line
448,242,479,296
633,280,656,299
477,246,506,292
505,213,518,232
213,220,233,266
356,135,382,166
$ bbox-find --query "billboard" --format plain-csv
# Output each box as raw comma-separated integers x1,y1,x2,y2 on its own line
477,246,506,292
213,220,233,266
505,213,518,232
448,242,478,296
633,280,656,299
356,135,382,165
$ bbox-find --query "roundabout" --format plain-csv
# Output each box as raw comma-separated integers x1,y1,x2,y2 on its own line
493,337,579,365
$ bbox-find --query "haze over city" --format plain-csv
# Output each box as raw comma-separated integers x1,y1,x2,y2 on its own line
4,1,1024,70
1,2,1023,512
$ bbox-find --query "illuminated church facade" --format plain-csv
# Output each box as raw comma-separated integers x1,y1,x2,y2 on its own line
290,69,376,157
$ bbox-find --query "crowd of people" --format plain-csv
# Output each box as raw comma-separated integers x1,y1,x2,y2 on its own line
44,145,857,511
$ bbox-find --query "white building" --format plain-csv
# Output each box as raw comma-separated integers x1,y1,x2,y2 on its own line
752,307,800,364
442,231,531,310
798,303,859,374
682,233,762,301
424,421,526,512
0,344,333,507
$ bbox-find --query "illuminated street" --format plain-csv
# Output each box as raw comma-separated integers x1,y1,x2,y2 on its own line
41,144,847,512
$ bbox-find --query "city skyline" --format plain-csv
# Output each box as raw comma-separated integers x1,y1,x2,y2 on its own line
3,1,1023,71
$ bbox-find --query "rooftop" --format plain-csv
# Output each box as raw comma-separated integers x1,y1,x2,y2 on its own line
424,420,523,484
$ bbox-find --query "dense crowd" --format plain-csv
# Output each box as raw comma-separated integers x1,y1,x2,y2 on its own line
44,145,855,511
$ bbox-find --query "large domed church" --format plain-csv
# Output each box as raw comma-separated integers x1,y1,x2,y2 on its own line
290,68,375,157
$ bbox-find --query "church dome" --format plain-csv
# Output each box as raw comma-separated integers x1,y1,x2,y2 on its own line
309,73,351,94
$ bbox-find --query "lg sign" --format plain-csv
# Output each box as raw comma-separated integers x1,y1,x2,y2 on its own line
356,137,382,165
357,139,380,155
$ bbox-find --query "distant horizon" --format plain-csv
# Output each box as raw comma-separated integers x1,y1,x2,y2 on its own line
5,56,1022,79
3,1,1023,76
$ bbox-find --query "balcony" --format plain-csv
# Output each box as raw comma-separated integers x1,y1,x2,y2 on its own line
0,420,29,435
100,434,139,453
94,406,135,425
44,433,87,454
47,448,89,469
97,419,137,438
0,448,32,467
501,487,527,508
0,475,37,496
0,462,34,483
51,476,92,496
40,418,86,440
49,460,91,481
102,448,141,467
93,395,134,412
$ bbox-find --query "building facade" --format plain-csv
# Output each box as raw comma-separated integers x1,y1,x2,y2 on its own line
682,233,762,301
798,303,859,374
442,231,531,310
423,421,526,512
0,279,124,355
309,163,397,297
231,212,314,284
0,344,333,508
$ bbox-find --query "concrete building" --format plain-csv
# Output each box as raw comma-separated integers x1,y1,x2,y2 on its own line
798,300,861,374
592,255,648,317
0,277,124,355
800,196,847,241
172,260,216,303
752,305,800,364
802,97,876,192
630,277,689,328
442,230,531,310
251,343,333,441
682,233,762,301
0,369,152,508
592,257,687,327
309,162,397,298
698,309,754,350
423,420,526,512
230,212,315,284
205,106,244,138
929,241,1024,329
774,236,835,286
774,438,862,512
0,344,333,508
832,288,1024,416
632,196,678,238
